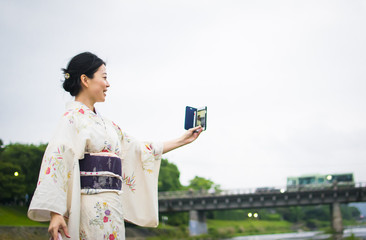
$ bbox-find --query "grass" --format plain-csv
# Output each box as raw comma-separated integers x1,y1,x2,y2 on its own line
0,205,47,227
0,206,48,240
146,219,293,239
207,219,292,237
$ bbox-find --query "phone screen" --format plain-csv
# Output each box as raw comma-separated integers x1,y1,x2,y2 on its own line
196,107,207,130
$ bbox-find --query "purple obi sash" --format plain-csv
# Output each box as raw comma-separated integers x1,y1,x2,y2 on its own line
79,154,122,191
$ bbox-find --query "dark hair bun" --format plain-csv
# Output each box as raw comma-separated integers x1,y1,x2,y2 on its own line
62,68,80,96
62,52,106,96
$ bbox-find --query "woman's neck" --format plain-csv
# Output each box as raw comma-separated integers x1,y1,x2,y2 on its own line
75,95,95,112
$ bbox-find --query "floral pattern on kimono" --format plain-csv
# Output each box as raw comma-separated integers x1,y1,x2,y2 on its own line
88,202,121,240
28,101,163,240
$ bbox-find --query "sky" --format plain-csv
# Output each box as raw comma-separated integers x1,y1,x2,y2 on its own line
1,0,365,190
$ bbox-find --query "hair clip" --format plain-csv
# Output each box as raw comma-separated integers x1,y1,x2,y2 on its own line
65,73,70,79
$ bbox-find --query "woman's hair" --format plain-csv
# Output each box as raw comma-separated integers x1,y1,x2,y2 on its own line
62,52,106,96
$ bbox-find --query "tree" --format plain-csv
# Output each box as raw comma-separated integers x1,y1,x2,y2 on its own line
341,205,361,220
276,207,304,222
0,139,5,161
158,158,182,192
1,142,47,201
188,176,221,191
0,161,26,203
157,158,187,226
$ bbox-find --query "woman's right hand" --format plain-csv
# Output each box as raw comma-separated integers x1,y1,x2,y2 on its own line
49,212,71,239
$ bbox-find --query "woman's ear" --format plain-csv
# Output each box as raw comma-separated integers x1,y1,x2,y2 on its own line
80,74,89,88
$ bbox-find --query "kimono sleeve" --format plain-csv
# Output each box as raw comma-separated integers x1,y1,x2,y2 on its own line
120,132,164,227
28,112,86,222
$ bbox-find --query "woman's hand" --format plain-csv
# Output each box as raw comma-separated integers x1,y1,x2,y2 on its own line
49,212,70,239
180,126,203,145
163,126,203,154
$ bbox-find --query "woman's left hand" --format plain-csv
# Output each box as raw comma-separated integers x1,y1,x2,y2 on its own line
163,126,203,154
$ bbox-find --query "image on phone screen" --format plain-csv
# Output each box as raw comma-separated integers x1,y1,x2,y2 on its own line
196,107,207,130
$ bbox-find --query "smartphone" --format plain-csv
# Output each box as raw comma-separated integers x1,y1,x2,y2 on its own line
184,106,207,131
196,106,207,131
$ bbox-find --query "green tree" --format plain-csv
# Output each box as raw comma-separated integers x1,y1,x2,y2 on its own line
158,158,182,192
277,206,304,222
1,143,47,201
276,204,360,225
157,158,187,226
0,139,4,155
299,205,330,221
341,205,361,220
188,176,220,191
0,161,26,203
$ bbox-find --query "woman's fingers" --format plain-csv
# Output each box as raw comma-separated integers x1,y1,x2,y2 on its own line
185,126,202,143
49,226,59,240
62,223,71,238
192,125,202,131
190,126,202,134
49,214,60,239
49,212,70,239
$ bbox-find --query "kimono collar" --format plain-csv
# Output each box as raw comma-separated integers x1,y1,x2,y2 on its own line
65,101,101,116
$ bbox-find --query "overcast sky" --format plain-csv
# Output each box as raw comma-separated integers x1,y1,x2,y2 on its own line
1,0,365,190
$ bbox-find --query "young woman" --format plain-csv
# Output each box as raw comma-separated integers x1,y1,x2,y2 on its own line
28,52,202,240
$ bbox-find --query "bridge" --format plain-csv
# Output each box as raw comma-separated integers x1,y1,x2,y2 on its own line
158,183,366,237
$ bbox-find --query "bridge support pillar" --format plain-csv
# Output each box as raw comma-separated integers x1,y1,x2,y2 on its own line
189,210,207,236
331,201,343,239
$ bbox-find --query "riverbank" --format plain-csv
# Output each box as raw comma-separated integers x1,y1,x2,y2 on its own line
1,205,365,239
230,228,366,240
2,225,366,240
0,226,160,240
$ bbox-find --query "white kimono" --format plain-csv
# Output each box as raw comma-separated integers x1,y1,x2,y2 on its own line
28,101,163,240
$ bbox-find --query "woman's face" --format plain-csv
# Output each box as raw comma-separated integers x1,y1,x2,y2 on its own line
86,64,110,103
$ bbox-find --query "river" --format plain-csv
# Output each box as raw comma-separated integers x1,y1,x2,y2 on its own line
229,227,366,240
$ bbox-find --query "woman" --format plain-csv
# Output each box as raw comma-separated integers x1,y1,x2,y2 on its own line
27,52,202,240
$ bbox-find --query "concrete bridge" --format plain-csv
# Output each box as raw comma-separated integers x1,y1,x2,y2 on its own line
158,183,366,237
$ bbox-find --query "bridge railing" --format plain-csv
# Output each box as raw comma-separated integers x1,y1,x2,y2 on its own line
158,186,284,199
158,182,366,199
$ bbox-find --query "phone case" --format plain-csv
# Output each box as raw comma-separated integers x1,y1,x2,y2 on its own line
184,106,207,130
184,106,197,130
